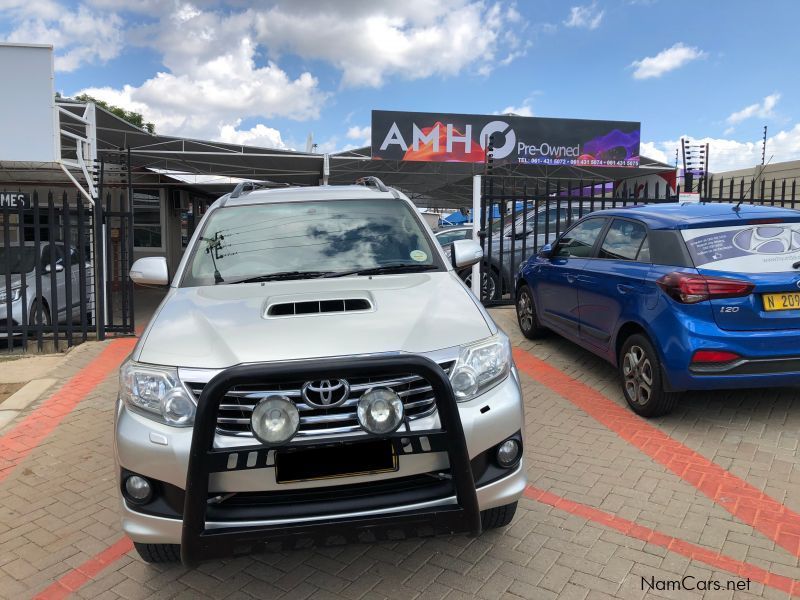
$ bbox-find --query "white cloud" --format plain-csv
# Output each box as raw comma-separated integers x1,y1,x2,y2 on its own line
3,2,123,71
726,93,781,125
643,124,800,173
564,2,604,30
630,42,706,79
253,1,525,86
219,121,286,149
75,21,325,146
497,101,534,117
345,125,371,145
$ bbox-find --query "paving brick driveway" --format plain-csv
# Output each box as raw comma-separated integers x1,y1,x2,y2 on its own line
0,307,798,599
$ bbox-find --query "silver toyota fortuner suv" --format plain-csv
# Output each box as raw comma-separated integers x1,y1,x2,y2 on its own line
116,178,526,565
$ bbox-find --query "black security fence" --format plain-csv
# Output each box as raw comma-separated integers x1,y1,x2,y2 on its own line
476,175,800,306
0,191,95,351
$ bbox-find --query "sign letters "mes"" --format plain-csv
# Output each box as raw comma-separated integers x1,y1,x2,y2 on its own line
0,192,31,209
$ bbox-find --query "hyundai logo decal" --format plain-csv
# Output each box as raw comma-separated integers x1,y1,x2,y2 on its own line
732,226,800,255
301,379,350,408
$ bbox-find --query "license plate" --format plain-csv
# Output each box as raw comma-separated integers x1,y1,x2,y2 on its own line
763,292,800,312
275,439,397,483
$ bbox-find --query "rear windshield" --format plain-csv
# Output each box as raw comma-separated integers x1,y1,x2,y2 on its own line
681,223,800,273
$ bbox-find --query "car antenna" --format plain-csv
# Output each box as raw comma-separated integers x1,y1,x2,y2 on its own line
734,153,774,212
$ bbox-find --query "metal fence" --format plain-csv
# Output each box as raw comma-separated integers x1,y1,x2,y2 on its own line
0,191,95,351
477,175,800,306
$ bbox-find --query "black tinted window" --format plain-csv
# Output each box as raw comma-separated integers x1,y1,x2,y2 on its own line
436,230,470,246
599,220,649,262
555,218,606,258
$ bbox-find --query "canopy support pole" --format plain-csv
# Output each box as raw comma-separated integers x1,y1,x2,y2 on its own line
471,175,481,297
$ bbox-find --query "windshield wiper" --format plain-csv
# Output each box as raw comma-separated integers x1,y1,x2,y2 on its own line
227,270,335,284
323,263,439,278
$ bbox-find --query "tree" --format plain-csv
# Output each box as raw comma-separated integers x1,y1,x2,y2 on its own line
73,93,155,134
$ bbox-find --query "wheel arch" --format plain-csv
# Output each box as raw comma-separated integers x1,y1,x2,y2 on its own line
613,319,677,391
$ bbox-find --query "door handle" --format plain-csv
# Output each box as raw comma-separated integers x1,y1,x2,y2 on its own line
563,273,576,283
617,284,635,294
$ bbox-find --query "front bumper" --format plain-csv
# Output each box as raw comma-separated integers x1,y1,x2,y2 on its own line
115,357,526,564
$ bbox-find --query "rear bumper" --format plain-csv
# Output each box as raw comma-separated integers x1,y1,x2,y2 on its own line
657,313,800,390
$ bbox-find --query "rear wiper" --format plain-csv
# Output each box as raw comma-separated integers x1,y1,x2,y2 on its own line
324,263,438,278
227,271,334,284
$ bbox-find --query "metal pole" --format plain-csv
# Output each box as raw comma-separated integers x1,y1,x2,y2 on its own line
471,175,481,297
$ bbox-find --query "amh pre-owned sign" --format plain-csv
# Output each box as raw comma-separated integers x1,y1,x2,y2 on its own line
0,192,31,209
371,110,641,168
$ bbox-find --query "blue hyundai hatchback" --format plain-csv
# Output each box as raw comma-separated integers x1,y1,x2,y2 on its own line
515,202,800,417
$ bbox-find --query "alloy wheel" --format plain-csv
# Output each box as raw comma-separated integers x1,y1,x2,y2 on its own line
517,289,534,332
622,345,653,406
464,271,497,300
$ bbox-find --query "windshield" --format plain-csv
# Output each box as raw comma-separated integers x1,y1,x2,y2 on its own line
0,246,37,275
182,198,441,287
682,222,800,273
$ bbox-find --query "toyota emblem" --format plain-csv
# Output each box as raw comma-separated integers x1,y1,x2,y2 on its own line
301,379,350,408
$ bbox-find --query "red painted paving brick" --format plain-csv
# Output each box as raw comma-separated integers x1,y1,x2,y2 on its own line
525,485,800,597
514,346,800,559
0,337,136,484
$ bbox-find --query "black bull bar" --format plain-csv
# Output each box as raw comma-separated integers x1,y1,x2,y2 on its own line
181,355,482,565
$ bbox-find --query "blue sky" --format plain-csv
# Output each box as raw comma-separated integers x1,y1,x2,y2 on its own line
2,0,799,171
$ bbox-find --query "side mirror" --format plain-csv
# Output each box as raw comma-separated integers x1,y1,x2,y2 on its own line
130,256,169,286
538,243,553,258
45,263,65,273
450,239,483,269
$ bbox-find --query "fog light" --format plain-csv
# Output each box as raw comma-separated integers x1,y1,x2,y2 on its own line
496,439,520,468
124,475,153,503
357,387,404,434
251,395,299,445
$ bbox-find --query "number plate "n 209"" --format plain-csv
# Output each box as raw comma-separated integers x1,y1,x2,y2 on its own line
763,293,800,312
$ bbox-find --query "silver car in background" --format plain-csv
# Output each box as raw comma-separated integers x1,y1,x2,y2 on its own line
0,242,91,330
437,202,596,299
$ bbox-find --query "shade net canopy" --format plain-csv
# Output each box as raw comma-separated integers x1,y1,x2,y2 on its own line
58,102,675,209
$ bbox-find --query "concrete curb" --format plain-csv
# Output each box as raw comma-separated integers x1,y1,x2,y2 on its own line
0,378,57,430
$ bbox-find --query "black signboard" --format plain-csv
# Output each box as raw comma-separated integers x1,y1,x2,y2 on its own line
0,191,31,209
371,110,640,168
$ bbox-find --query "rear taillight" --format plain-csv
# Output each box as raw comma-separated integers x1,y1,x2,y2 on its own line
657,272,754,304
691,349,741,364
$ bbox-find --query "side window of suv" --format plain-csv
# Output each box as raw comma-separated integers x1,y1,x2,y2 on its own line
555,218,607,258
599,219,649,262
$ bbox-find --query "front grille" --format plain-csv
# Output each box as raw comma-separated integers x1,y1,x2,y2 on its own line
186,361,454,438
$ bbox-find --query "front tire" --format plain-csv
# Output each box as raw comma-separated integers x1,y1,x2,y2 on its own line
619,334,679,417
29,301,51,326
134,542,181,563
481,501,517,529
460,267,500,301
515,284,547,339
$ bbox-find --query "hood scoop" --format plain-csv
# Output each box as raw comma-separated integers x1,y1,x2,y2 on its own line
265,292,374,318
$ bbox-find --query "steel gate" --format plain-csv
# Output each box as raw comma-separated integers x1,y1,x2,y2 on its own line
96,152,136,337
475,174,800,307
0,190,95,352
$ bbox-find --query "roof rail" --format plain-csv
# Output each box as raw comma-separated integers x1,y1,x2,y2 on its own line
229,181,268,199
355,176,389,192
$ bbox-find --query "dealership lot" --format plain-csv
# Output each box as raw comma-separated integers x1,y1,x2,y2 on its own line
0,307,798,599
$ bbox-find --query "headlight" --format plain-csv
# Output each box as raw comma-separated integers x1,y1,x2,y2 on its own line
0,286,22,303
450,333,511,402
119,360,196,427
